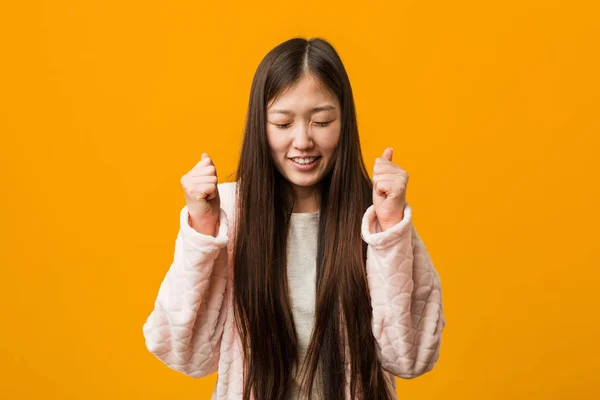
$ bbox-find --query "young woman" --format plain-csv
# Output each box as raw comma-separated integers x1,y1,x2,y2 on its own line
143,37,446,400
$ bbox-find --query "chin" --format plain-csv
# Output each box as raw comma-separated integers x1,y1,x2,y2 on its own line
285,172,322,187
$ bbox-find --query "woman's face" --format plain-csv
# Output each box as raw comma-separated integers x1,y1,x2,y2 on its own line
266,74,341,190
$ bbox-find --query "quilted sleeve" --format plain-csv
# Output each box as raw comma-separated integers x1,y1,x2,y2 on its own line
361,203,446,379
142,204,230,378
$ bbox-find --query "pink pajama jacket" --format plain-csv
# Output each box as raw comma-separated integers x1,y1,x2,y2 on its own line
143,182,446,399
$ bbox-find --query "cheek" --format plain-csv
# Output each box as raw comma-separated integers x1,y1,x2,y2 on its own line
318,128,341,152
266,130,288,159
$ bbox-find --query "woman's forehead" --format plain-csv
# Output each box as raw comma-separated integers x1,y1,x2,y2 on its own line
269,73,337,106
268,89,338,116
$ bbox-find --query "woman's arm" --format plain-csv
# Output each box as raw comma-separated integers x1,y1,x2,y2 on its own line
361,203,446,379
142,203,230,378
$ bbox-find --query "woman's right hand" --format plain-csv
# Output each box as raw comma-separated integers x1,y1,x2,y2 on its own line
181,153,221,236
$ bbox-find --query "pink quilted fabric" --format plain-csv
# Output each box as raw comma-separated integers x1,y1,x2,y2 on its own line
143,182,446,399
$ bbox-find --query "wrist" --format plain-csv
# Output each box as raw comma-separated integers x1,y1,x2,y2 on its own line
380,217,403,232
378,208,405,232
188,213,219,237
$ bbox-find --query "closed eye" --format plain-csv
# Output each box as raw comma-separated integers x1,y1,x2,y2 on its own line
273,121,332,129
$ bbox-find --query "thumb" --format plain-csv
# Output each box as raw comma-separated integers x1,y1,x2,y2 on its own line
201,152,214,167
382,147,393,162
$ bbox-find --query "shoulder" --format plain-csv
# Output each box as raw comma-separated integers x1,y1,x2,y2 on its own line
217,182,237,194
217,181,238,218
217,181,237,196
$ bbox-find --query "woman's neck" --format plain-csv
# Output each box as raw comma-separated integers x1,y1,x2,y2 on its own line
291,184,320,213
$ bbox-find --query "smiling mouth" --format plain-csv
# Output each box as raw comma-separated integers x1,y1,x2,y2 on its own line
289,156,321,165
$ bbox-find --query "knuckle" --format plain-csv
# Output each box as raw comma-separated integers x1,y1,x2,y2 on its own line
180,174,189,187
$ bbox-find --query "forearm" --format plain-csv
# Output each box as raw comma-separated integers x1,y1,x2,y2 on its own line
362,204,446,378
143,206,230,377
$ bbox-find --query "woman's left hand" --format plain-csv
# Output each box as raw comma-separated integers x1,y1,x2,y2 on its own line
372,147,409,231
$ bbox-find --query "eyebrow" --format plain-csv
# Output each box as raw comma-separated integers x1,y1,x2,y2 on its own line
268,105,337,115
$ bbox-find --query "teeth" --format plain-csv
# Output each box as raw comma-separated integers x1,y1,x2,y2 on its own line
292,157,317,165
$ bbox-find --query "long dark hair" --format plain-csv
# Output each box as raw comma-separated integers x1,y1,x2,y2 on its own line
233,37,394,400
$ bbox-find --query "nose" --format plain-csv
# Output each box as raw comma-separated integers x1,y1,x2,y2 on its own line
292,122,314,150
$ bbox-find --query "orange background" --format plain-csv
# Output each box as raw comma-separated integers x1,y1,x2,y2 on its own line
1,1,599,399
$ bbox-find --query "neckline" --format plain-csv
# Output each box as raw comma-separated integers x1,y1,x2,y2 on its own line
290,210,320,218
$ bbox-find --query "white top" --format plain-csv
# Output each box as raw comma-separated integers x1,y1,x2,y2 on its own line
287,210,322,399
